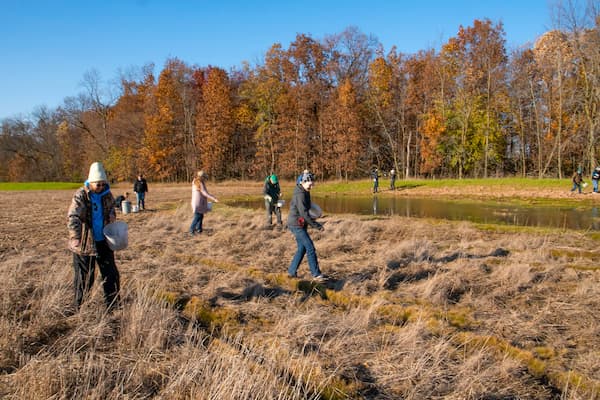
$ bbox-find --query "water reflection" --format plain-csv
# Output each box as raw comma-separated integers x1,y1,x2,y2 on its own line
225,195,600,231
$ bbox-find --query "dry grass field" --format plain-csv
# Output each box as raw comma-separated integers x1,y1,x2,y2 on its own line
1,182,599,399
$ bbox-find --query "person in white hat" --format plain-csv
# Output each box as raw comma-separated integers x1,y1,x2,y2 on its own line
67,161,121,310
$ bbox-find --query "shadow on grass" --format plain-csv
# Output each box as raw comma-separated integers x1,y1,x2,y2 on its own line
297,277,346,302
212,283,292,304
394,183,425,191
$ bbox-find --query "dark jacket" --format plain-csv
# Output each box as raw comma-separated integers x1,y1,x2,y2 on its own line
67,184,116,256
572,172,583,184
133,178,148,193
263,179,281,202
287,184,322,229
592,169,600,180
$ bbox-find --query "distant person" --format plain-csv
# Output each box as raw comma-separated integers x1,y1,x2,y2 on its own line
371,168,379,193
263,173,283,229
189,170,219,235
67,161,120,311
389,168,396,190
592,167,600,193
133,173,148,210
296,169,310,185
114,192,129,209
571,168,584,193
287,173,326,281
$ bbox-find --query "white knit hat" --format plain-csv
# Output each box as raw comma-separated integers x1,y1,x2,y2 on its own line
88,162,108,182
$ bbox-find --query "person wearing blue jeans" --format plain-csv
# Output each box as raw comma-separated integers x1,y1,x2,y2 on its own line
133,174,148,210
592,167,600,193
287,173,325,280
189,170,219,235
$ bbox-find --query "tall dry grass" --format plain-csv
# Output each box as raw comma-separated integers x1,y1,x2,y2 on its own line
1,185,600,399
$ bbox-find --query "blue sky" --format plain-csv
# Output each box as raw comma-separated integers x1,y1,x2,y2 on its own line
1,0,553,120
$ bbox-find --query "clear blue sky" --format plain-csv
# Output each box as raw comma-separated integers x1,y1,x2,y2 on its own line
1,0,554,120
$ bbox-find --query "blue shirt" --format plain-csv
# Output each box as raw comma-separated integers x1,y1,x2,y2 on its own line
85,181,110,241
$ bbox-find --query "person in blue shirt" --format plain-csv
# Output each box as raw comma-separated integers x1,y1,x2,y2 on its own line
67,162,120,311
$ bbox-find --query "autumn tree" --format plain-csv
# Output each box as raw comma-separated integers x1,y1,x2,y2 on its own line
195,66,234,180
321,78,363,179
143,59,191,181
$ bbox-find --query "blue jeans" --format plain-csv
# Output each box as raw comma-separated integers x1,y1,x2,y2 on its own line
288,226,321,277
136,192,146,209
571,182,582,193
593,179,598,193
190,212,204,233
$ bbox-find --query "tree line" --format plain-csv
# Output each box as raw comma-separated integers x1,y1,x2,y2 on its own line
1,3,599,183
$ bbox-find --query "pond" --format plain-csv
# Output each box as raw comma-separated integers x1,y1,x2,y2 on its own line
225,195,600,231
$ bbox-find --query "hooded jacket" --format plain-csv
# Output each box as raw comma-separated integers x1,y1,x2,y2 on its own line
67,182,116,256
287,184,322,230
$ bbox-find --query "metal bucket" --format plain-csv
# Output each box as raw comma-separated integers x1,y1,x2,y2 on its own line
132,205,139,213
121,200,131,214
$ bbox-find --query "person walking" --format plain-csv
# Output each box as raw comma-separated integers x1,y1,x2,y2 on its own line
287,173,325,280
389,168,396,190
371,168,379,193
67,162,121,310
592,166,600,193
133,173,149,210
189,170,219,235
571,168,584,193
263,173,282,229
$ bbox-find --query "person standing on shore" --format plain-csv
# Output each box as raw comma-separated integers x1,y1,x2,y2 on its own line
389,168,396,190
189,170,219,235
592,166,600,193
371,168,379,193
67,162,120,311
571,168,584,194
133,173,148,210
287,173,325,280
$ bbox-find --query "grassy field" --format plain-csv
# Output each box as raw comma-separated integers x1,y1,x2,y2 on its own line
1,181,599,399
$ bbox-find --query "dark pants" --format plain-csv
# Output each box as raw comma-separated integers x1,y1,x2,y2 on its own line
136,192,145,210
288,226,321,277
265,199,282,225
190,212,204,233
72,240,120,309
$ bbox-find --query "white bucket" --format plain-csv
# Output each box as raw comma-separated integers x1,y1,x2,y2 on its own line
276,199,285,208
309,203,322,219
121,200,131,214
132,205,139,213
103,221,128,251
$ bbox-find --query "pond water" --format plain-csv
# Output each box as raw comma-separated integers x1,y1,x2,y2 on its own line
226,195,600,231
